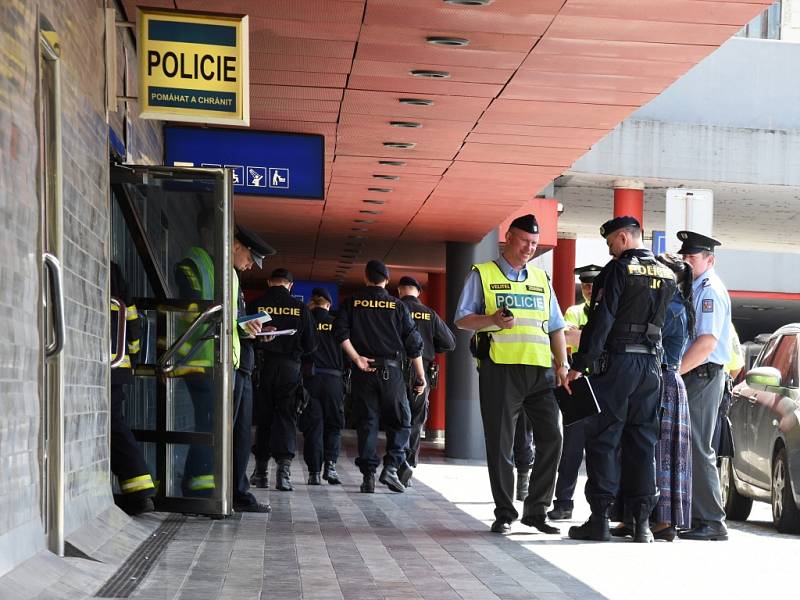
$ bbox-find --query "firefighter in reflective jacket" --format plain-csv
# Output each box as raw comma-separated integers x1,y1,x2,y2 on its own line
110,261,155,515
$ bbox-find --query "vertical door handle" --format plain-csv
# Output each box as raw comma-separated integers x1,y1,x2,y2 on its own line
43,252,65,358
109,296,127,368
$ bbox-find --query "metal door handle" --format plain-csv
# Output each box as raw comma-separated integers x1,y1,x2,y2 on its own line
159,303,223,374
746,394,758,403
43,252,65,358
110,296,127,368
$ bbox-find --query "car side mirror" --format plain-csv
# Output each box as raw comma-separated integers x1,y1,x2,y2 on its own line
745,366,782,391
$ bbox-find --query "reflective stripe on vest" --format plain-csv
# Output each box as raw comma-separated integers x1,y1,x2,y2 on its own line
178,247,215,369
111,303,140,368
474,261,552,367
188,474,215,491
120,473,155,494
232,268,240,370
564,302,589,353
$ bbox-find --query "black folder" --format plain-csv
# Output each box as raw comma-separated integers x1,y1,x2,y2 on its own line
555,376,600,426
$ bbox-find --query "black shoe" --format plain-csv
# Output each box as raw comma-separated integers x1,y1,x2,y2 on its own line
653,525,677,542
379,466,405,493
234,501,271,513
397,461,414,487
491,519,512,534
515,471,529,502
360,472,375,493
521,514,560,534
250,460,269,489
569,514,611,541
276,459,293,491
678,522,728,541
547,506,573,521
308,472,322,485
633,519,654,543
610,524,633,538
323,461,341,485
119,496,154,516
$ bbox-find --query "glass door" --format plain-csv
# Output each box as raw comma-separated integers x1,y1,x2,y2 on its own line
110,164,234,516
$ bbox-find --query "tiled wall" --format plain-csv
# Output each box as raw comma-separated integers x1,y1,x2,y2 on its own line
0,0,162,575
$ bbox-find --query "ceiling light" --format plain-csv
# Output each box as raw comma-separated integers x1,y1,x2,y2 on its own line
351,227,369,232
368,187,392,193
383,142,416,149
426,36,470,47
399,98,434,106
360,209,382,215
363,199,385,204
410,69,450,79
379,160,406,167
373,174,400,180
390,121,422,128
353,218,376,224
444,0,493,5
348,234,366,239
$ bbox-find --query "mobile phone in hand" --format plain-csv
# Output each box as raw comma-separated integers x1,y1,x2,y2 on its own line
501,308,514,318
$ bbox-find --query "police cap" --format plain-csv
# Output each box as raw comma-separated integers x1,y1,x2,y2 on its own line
398,276,422,291
365,259,389,281
311,287,332,303
599,216,640,239
575,264,603,283
676,230,721,255
269,267,294,282
235,224,275,269
509,213,539,234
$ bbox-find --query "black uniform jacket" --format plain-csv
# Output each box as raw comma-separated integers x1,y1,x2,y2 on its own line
310,306,343,371
334,286,423,360
399,295,456,363
571,248,676,373
248,285,317,361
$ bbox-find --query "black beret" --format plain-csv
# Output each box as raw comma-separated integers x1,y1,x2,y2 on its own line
509,213,539,234
311,287,332,303
676,230,721,255
269,267,294,282
235,224,275,269
574,264,603,283
398,276,422,291
599,216,640,239
365,259,389,280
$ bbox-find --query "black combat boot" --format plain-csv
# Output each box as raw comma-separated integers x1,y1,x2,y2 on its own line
276,459,293,491
308,472,322,485
632,505,654,543
360,472,375,493
397,461,414,487
323,461,341,485
379,465,405,493
250,460,269,489
516,470,530,502
568,509,611,541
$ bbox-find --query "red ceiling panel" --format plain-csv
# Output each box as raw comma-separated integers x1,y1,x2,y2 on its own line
560,0,769,25
532,37,714,63
548,15,740,45
249,53,353,73
340,90,489,122
251,85,343,101
357,24,538,53
466,132,592,150
346,75,503,98
177,0,365,23
350,60,514,85
508,68,676,94
456,143,585,168
501,84,657,106
356,42,527,71
481,99,635,129
249,70,347,88
520,54,695,79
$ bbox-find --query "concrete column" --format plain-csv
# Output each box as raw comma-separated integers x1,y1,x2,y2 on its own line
444,228,499,460
426,272,446,438
613,179,645,228
552,234,576,313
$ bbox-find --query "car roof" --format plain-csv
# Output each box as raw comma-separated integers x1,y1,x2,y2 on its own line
771,323,800,337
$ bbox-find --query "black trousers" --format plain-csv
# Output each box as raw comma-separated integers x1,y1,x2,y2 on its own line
254,357,300,462
233,369,257,506
513,413,534,472
300,373,345,472
405,369,432,468
110,383,153,499
583,353,661,515
478,361,562,522
352,366,410,473
552,419,585,509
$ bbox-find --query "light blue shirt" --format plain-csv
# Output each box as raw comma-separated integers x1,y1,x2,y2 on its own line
455,255,565,332
690,267,731,366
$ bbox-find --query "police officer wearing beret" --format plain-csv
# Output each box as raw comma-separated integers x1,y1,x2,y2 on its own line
675,231,731,541
566,217,676,542
455,214,568,535
396,275,456,484
334,260,425,493
248,268,317,492
548,264,603,521
300,287,346,485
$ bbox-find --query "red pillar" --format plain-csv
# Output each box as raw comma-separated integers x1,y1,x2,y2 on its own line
552,235,576,313
426,272,446,435
613,179,645,229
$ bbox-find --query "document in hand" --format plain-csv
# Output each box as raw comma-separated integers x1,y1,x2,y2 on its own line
255,328,297,337
554,376,600,427
238,312,271,326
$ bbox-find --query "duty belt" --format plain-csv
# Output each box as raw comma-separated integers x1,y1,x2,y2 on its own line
314,367,342,377
622,344,657,355
371,358,402,369
688,362,723,378
662,363,679,372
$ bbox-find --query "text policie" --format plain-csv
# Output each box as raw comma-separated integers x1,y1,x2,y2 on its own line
147,50,237,82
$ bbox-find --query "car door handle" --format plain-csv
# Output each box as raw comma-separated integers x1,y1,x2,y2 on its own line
745,394,759,403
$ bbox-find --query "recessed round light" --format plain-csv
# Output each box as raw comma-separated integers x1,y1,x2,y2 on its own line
390,121,422,128
410,69,450,79
383,142,416,149
351,227,369,232
348,234,366,239
353,218,376,224
368,187,392,193
426,36,470,47
363,199,385,205
360,209,382,215
444,0,493,5
399,98,434,106
378,160,407,166
373,174,400,180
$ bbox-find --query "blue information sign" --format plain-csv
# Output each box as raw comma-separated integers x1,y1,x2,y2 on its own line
652,230,666,255
164,126,325,200
291,281,339,311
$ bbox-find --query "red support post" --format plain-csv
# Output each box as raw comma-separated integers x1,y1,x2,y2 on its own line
552,235,576,313
613,179,645,229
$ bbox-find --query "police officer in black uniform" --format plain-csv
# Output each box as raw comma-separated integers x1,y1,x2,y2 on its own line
300,287,346,485
249,268,317,491
396,276,456,485
566,216,676,543
334,260,425,493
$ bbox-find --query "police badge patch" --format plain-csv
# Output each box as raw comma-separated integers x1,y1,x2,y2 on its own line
702,298,714,313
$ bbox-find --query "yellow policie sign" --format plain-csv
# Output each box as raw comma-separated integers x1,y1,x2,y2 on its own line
138,9,249,126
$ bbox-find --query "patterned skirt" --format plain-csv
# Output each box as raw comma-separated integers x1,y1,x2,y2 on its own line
653,369,692,527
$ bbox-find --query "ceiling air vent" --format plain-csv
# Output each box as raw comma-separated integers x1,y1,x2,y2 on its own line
410,69,450,79
390,121,422,128
373,174,400,180
426,36,469,47
444,0,493,5
378,160,407,166
383,142,416,149
398,98,434,106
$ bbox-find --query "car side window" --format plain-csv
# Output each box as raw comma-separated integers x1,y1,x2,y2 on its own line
757,336,780,368
764,335,798,388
